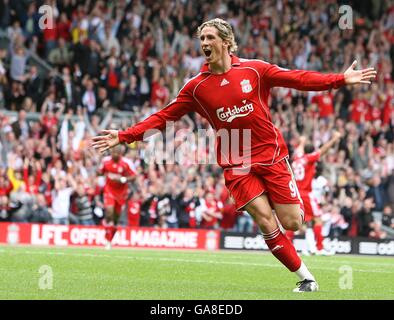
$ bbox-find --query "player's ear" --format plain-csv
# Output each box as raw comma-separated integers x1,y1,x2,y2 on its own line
222,40,230,51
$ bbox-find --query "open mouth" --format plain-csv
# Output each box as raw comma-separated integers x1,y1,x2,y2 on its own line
203,49,212,57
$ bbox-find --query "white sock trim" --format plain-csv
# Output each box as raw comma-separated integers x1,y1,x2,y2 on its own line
294,261,316,282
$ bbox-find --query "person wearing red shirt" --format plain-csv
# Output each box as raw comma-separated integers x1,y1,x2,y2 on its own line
200,192,223,229
150,77,170,108
43,17,57,58
220,196,240,231
349,91,369,124
92,18,376,292
99,146,136,249
0,175,13,197
57,13,71,41
23,158,42,195
382,92,394,125
311,92,335,119
365,104,382,123
127,192,141,227
291,132,341,255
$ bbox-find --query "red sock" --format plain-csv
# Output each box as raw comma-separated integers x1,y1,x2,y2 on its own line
102,220,114,242
110,225,118,241
285,230,295,242
263,228,301,272
313,224,324,250
104,226,112,242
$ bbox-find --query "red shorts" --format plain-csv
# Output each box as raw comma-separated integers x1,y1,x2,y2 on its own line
300,192,322,222
223,157,304,212
104,192,126,214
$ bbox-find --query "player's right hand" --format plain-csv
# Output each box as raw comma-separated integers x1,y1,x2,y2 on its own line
91,130,120,153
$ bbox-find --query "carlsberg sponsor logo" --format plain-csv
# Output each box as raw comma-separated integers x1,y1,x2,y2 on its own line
217,101,254,123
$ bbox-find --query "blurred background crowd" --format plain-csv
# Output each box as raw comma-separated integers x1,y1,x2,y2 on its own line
0,0,393,239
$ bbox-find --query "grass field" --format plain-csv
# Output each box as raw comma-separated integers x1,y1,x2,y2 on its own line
1,245,393,300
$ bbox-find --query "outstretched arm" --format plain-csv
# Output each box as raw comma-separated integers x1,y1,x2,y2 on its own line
265,60,376,90
91,83,197,153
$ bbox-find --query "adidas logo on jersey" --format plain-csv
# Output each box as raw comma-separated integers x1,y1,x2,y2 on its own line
220,78,229,86
216,100,254,123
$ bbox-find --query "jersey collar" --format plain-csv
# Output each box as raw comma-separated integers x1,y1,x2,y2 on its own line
200,54,240,73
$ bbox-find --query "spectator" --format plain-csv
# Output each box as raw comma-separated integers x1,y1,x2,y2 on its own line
48,37,73,68
381,205,394,229
11,110,30,140
200,192,223,230
71,184,95,226
357,197,376,237
81,79,97,116
23,157,42,194
49,174,76,225
24,65,42,107
61,71,80,111
220,196,240,232
311,91,335,120
5,80,26,111
0,195,10,221
9,182,35,222
136,65,151,105
178,188,200,228
150,77,170,109
369,221,387,239
10,46,29,82
0,174,13,197
366,175,387,212
127,191,141,227
29,194,51,224
122,75,141,111
339,197,353,236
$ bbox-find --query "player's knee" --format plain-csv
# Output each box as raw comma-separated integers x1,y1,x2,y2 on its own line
282,217,302,231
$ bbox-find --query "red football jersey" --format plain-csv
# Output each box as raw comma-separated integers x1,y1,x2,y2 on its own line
99,156,135,196
383,95,394,125
118,55,345,169
292,151,321,193
350,99,369,123
311,93,334,118
201,199,223,228
127,199,141,227
366,105,382,122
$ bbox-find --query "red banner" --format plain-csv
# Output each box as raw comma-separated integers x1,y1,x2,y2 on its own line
0,223,220,250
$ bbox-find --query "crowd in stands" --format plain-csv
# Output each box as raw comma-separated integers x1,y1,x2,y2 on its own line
0,0,393,239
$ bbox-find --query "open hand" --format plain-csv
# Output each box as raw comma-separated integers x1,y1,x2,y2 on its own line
91,130,120,153
344,60,377,85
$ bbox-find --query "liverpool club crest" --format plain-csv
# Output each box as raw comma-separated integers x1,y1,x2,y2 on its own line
240,79,252,93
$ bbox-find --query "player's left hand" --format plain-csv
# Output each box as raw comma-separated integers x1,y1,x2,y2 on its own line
344,60,377,85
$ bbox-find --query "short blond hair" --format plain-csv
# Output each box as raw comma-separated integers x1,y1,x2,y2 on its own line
197,18,238,53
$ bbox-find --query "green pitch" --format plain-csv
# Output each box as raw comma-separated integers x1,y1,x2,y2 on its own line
0,245,393,300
